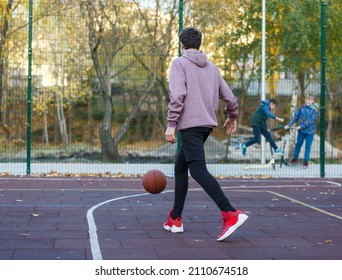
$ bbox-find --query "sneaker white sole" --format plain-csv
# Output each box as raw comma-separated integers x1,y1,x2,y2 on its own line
217,214,248,241
163,224,184,233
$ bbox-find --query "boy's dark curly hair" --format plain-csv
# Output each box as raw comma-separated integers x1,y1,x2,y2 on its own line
179,27,202,50
269,98,277,106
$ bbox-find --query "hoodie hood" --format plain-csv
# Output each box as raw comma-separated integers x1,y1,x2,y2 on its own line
182,49,208,68
311,102,319,111
261,100,270,106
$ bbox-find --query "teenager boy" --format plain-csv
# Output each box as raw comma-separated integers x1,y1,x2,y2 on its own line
164,27,248,241
284,95,319,168
240,99,285,156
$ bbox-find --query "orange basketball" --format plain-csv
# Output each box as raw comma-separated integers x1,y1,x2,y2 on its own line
142,170,167,194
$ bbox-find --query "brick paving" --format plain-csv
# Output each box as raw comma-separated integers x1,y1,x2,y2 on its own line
0,176,341,260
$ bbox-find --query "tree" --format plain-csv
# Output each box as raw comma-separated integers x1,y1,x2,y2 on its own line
32,3,92,146
1,0,70,143
80,0,134,161
278,0,320,103
129,0,178,139
325,0,342,147
277,0,342,154
216,1,261,130
0,0,14,137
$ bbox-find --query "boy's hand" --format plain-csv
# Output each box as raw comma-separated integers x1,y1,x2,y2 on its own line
276,117,284,123
165,127,177,144
223,118,237,136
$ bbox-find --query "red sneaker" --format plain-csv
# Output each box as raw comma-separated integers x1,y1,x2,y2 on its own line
163,210,184,233
217,209,248,241
289,159,298,165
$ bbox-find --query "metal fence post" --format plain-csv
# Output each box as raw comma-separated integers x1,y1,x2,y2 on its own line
320,1,327,178
27,0,33,175
178,0,183,57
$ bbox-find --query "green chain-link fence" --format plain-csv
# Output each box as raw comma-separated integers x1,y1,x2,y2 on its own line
0,0,341,177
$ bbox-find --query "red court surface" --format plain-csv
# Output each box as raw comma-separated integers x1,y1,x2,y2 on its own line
0,176,341,260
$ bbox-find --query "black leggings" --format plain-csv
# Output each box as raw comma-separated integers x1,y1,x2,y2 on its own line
171,128,235,219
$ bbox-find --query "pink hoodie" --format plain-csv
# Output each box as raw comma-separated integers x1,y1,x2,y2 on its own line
167,49,238,130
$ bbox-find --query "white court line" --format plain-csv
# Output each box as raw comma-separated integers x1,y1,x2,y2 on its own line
326,180,342,187
267,190,342,220
1,177,341,184
233,188,342,220
85,185,341,260
87,192,153,260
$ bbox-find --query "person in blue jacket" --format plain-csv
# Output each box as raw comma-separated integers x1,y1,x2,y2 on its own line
240,98,285,156
284,95,319,169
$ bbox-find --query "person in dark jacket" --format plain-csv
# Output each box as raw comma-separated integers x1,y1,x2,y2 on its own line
240,98,284,156
284,95,319,169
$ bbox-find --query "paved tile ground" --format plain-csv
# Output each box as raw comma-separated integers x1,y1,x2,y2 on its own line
0,176,341,260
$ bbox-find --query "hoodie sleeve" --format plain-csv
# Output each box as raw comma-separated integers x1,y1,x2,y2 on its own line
167,59,187,128
287,107,301,127
219,76,238,121
262,103,277,120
